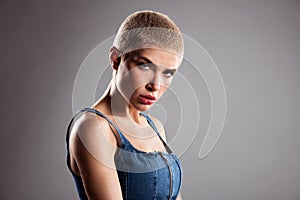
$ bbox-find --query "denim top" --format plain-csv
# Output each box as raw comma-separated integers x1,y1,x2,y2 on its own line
66,107,183,200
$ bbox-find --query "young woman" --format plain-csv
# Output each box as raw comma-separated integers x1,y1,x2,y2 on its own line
66,10,184,200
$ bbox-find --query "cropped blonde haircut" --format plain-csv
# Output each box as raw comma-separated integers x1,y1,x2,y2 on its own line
113,10,184,59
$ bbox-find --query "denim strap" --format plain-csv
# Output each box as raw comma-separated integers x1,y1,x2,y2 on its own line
65,107,127,156
139,112,173,153
66,108,174,156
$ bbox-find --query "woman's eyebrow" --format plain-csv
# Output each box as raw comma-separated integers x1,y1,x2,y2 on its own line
138,56,178,71
164,68,178,73
139,56,154,64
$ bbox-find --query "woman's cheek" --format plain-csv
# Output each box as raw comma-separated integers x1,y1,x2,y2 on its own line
129,67,153,89
116,67,149,100
116,70,135,100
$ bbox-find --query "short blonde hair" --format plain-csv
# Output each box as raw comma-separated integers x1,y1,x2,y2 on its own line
113,10,184,58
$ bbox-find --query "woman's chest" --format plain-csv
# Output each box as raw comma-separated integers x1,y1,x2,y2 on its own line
115,125,166,152
115,152,182,200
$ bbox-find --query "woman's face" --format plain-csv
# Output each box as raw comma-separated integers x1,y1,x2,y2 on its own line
115,48,181,111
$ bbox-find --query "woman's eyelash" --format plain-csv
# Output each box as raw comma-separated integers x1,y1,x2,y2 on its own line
163,71,175,77
138,62,151,69
137,61,176,77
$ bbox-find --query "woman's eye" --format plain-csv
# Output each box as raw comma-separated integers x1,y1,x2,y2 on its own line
138,63,151,70
163,71,175,77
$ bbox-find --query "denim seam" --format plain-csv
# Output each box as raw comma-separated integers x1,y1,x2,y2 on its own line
153,170,158,200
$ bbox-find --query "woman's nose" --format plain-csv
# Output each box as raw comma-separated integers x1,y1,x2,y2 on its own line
145,75,161,91
146,82,161,91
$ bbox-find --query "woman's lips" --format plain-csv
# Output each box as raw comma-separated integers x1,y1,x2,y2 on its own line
138,95,156,105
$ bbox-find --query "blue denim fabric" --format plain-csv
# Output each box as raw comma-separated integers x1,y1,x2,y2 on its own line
66,107,183,200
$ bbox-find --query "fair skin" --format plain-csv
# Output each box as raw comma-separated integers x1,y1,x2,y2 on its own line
69,47,183,200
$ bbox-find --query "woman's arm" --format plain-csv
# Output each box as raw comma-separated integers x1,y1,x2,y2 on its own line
176,192,183,200
69,113,123,200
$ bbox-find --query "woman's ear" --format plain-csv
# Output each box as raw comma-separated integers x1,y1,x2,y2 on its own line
109,46,121,70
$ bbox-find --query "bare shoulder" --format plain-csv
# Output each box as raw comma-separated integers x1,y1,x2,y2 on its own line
148,115,167,142
68,112,123,199
70,112,116,147
69,112,118,169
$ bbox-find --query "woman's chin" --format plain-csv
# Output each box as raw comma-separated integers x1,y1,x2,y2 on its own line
134,103,153,112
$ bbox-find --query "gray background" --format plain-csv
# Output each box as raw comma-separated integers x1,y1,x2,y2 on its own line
1,0,300,199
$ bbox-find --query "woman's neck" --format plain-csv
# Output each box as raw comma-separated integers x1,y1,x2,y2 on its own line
93,79,146,126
